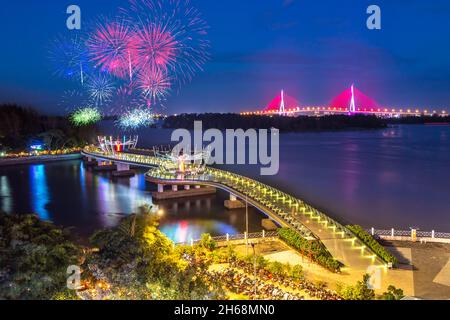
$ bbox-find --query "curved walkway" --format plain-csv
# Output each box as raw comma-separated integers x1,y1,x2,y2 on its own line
81,148,385,271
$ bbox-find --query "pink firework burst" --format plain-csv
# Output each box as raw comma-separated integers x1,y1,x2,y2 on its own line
137,66,171,105
123,0,210,84
87,19,134,80
129,22,178,73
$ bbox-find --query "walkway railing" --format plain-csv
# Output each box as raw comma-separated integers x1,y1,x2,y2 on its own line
177,231,279,245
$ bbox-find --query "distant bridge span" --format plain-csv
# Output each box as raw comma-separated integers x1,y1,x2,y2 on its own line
82,147,386,271
241,87,447,117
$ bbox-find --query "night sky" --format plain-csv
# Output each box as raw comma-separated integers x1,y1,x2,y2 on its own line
1,0,450,115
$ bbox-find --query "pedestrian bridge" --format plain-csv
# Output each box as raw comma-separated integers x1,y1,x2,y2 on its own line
81,147,386,271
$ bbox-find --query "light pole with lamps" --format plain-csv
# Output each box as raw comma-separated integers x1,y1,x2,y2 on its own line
251,242,257,298
245,194,249,256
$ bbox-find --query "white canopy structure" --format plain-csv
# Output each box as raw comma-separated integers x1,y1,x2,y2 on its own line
98,136,139,154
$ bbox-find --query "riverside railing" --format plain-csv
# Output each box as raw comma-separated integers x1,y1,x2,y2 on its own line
368,228,450,243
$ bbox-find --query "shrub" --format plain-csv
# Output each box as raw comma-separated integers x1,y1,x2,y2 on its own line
346,225,398,265
267,261,286,276
290,264,304,280
198,233,217,251
277,228,341,272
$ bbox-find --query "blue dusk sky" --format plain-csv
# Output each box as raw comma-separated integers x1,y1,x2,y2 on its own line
0,0,450,115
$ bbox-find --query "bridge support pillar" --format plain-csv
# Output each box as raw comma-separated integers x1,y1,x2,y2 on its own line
84,156,97,167
184,185,191,190
116,163,130,171
225,193,245,210
172,185,178,192
112,162,135,177
158,184,164,193
195,185,201,189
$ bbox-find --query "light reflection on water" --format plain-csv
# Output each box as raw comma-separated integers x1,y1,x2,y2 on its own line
29,165,50,220
160,220,237,244
0,176,12,213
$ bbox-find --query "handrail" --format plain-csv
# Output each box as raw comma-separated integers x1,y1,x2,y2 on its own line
176,231,279,245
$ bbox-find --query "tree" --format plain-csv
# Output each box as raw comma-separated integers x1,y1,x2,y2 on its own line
379,285,404,300
86,205,220,300
0,212,81,300
337,274,375,300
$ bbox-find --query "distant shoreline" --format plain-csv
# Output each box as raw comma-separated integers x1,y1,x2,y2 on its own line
0,153,82,166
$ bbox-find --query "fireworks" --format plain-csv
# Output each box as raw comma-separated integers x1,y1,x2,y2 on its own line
49,34,91,85
59,89,88,112
70,107,102,126
137,66,171,105
50,0,210,121
111,83,142,115
86,74,115,106
87,18,134,80
125,0,210,84
117,108,155,130
128,21,178,73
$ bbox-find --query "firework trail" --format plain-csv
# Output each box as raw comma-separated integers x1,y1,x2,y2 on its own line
87,18,135,81
86,73,115,107
49,34,91,85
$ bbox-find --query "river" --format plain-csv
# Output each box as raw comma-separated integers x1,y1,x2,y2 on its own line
0,123,449,242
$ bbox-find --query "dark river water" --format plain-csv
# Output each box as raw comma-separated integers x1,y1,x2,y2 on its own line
1,123,449,241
